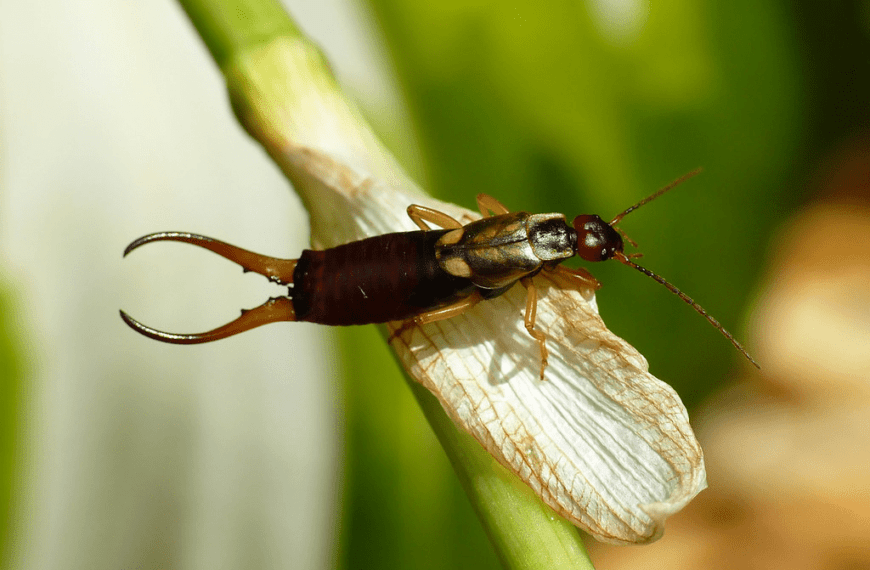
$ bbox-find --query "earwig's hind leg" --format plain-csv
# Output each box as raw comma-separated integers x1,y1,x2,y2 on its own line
120,296,296,344
476,194,510,217
412,290,484,325
388,291,484,341
124,232,298,285
520,277,548,380
407,205,463,231
547,265,602,291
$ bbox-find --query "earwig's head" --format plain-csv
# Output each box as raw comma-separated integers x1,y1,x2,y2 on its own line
572,215,624,262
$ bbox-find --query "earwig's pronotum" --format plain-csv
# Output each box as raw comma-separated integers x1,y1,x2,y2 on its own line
121,169,759,373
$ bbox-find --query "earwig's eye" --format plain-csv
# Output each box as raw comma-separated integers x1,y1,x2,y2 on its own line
572,215,624,262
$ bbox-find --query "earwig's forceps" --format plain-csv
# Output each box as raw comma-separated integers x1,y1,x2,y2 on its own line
120,232,298,344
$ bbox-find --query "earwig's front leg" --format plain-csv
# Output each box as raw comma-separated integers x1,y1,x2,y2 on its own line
520,277,548,380
476,194,510,217
407,204,463,231
547,265,602,291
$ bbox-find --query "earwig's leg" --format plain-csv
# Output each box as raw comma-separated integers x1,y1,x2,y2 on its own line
412,291,484,325
389,292,484,342
547,265,602,291
476,194,510,217
520,277,548,380
407,205,463,231
120,296,296,344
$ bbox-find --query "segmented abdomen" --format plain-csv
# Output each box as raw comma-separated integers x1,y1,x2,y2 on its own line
291,230,475,325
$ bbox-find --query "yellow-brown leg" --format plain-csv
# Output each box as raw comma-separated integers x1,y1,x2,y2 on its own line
388,291,484,341
407,204,463,231
547,265,602,291
520,277,549,380
412,291,483,324
476,193,511,217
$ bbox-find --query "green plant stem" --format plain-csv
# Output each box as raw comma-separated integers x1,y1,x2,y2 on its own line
175,0,595,567
408,381,594,569
177,0,299,68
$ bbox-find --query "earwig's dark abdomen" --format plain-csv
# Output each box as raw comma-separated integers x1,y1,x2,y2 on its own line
292,230,475,325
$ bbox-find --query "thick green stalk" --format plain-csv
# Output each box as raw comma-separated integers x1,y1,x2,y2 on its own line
177,0,299,68
175,0,594,567
408,381,594,569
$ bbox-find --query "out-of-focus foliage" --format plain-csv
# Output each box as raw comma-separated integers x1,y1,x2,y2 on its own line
0,286,22,569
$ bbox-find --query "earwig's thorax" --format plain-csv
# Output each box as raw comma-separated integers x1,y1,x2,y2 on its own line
526,213,576,261
572,214,624,262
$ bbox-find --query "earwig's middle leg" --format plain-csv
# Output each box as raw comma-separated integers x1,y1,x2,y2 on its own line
407,204,463,231
520,277,548,380
476,194,511,217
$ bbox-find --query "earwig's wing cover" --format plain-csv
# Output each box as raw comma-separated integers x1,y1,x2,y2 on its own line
228,41,705,544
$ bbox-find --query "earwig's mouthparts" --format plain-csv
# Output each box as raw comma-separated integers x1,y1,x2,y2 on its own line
121,232,298,344
613,252,759,369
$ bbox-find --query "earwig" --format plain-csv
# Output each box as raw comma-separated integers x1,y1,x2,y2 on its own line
121,169,759,374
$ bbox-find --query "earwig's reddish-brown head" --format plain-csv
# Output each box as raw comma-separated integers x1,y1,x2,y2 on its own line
572,214,624,262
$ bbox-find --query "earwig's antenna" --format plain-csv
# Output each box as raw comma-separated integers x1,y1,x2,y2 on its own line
572,169,758,367
610,168,703,226
614,251,759,368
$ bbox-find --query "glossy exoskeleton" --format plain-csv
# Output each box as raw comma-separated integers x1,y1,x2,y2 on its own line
121,169,759,375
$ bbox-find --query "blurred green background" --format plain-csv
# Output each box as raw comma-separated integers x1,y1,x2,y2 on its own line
1,0,868,569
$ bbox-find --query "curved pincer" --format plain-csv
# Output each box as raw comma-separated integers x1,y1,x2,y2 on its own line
121,232,298,344
123,232,297,284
